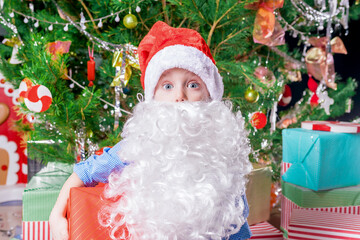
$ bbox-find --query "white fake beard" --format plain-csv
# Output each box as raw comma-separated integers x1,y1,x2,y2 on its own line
99,101,252,240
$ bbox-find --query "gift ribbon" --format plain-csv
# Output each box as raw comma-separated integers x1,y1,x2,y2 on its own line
305,36,347,90
46,41,71,60
111,48,140,87
112,49,127,131
111,45,140,130
249,0,285,46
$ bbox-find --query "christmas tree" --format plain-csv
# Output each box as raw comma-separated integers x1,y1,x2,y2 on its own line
1,0,359,181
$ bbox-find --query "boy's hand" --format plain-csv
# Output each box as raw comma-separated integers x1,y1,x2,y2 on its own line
49,173,85,240
49,212,69,240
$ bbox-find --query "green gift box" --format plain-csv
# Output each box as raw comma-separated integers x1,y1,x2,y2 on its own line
282,180,360,208
22,162,73,221
281,181,360,239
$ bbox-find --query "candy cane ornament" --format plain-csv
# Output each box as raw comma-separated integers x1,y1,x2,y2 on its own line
24,85,52,112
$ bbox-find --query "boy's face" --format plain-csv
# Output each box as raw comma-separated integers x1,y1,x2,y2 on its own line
153,68,210,102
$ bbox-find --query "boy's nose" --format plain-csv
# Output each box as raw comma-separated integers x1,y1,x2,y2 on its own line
175,89,186,102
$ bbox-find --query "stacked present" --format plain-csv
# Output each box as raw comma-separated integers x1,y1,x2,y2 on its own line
246,163,283,239
67,185,284,240
22,162,73,240
281,121,360,239
65,162,282,239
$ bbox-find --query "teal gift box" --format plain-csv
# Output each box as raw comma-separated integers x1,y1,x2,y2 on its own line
282,128,360,191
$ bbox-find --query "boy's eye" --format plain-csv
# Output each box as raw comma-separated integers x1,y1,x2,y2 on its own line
163,83,174,90
188,82,199,89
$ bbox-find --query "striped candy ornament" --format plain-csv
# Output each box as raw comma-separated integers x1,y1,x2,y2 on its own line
249,221,283,239
23,221,52,240
24,85,52,113
301,120,360,133
288,209,360,239
281,195,360,234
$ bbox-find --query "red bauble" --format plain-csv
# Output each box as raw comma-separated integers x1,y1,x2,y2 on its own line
250,112,267,129
278,84,292,107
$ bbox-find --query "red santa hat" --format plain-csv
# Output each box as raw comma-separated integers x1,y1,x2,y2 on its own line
138,21,223,101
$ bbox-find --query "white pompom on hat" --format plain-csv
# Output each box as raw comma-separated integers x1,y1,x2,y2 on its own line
138,21,224,101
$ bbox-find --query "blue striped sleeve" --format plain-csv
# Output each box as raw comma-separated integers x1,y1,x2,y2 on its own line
73,141,126,187
227,194,252,240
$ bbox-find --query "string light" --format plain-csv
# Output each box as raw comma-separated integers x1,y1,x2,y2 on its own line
277,16,309,42
290,0,349,28
65,74,132,115
52,0,136,52
115,14,120,22
270,46,306,69
97,19,103,28
12,0,146,29
0,14,18,34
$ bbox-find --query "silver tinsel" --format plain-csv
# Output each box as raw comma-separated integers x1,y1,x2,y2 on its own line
290,0,349,30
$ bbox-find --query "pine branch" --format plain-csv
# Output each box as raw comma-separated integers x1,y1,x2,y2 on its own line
213,27,250,57
191,0,211,26
207,3,240,46
137,11,150,31
162,0,170,25
78,0,101,34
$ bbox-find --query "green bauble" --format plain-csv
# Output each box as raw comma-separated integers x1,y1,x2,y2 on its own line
123,14,138,29
244,86,259,103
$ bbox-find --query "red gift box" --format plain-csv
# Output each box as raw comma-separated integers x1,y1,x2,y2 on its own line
68,186,283,239
68,186,128,240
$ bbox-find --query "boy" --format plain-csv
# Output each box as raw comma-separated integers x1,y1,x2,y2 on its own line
50,21,252,240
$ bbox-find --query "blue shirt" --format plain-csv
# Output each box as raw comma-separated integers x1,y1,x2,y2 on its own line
74,141,252,239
